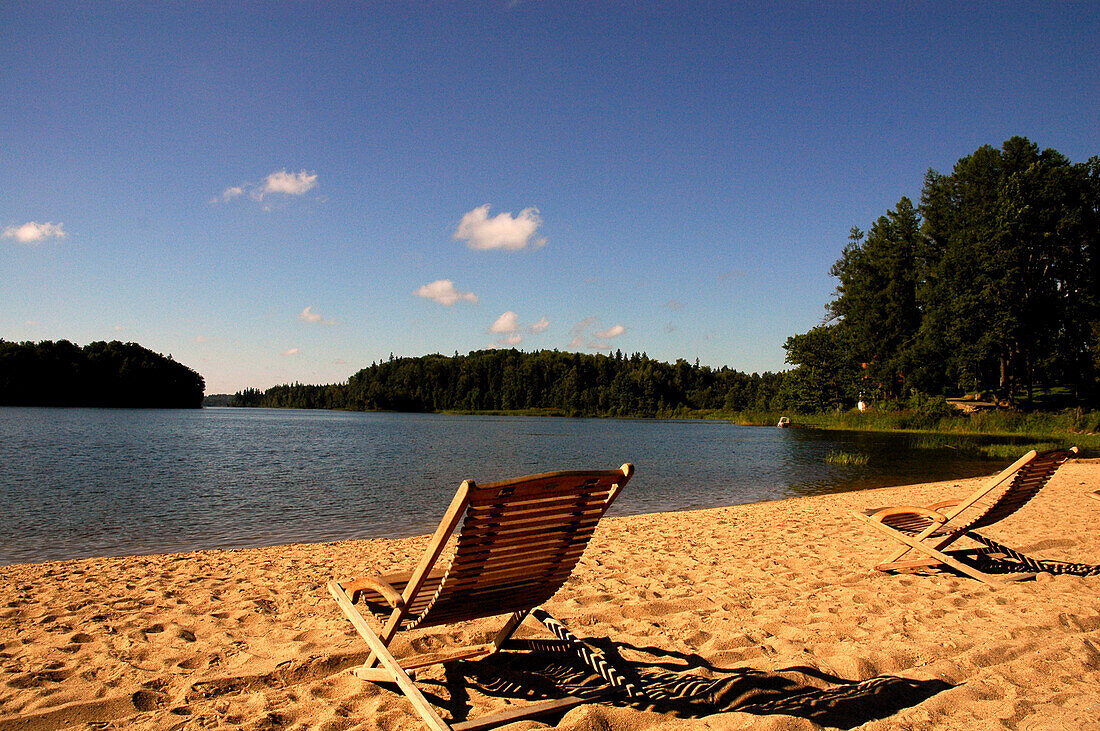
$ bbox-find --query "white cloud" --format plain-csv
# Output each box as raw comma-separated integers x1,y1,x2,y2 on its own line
217,170,318,204
259,169,318,198
299,305,336,325
282,347,300,356
415,279,479,306
489,311,520,334
529,316,550,334
3,221,67,244
454,205,546,251
569,317,625,350
595,324,625,339
221,186,244,202
500,333,523,346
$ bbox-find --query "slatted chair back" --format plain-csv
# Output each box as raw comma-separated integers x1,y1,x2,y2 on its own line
875,448,1077,537
405,466,632,630
961,447,1077,531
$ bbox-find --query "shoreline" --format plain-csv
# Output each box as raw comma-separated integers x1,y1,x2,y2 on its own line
2,461,1099,729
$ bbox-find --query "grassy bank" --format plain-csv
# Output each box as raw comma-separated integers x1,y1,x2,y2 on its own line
739,408,1100,458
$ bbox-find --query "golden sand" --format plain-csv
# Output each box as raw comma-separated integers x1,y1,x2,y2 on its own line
2,461,1099,730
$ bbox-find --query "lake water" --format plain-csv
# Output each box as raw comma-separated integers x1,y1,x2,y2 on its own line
0,407,1008,565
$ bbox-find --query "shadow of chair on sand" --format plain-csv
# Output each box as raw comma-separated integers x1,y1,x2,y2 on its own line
415,638,953,730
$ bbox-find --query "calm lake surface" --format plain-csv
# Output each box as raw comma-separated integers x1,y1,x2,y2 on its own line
1,407,1010,565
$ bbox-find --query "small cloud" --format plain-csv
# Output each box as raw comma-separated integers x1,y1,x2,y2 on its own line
113,324,127,332
299,306,336,325
195,335,208,343
454,205,546,251
258,170,318,198
488,311,525,347
595,324,625,339
569,317,625,350
570,316,597,335
489,311,520,334
217,170,318,204
529,316,550,334
665,298,685,311
415,280,479,306
3,221,67,244
568,316,595,347
281,347,300,356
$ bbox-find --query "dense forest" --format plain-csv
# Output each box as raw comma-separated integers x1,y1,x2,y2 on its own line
783,137,1099,411
226,137,1098,417
0,340,205,408
228,349,785,417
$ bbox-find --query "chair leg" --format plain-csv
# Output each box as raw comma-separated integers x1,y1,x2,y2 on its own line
330,589,640,729
876,533,962,571
329,580,453,731
856,516,1008,586
875,556,943,573
491,609,531,650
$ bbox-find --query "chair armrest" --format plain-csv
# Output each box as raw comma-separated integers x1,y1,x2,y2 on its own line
866,506,948,523
927,499,961,511
342,576,405,609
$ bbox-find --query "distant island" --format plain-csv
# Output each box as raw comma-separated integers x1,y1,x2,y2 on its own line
217,349,782,417
0,340,205,408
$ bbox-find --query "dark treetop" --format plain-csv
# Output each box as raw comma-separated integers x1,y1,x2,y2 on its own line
0,339,205,408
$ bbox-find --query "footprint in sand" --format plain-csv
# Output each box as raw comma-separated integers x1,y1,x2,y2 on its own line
131,688,169,711
176,655,208,670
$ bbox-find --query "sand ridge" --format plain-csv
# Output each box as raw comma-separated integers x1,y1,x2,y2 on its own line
1,461,1099,730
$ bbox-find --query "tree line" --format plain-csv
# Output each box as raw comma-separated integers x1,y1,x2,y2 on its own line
783,137,1099,411
0,339,205,408
224,137,1098,416
229,349,786,417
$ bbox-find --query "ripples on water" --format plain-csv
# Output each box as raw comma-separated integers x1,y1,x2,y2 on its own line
0,407,1006,565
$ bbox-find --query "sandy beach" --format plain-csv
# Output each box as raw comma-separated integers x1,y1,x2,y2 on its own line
2,460,1098,731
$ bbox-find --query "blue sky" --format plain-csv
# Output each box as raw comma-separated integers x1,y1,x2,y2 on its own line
3,2,1098,394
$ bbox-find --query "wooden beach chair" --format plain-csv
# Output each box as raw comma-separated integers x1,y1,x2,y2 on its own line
854,447,1078,586
329,464,639,731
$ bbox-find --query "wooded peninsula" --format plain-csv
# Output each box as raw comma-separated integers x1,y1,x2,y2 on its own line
0,340,205,408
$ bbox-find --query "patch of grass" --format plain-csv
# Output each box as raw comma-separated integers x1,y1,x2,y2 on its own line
910,434,962,450
974,442,1065,461
825,450,870,466
749,407,1099,457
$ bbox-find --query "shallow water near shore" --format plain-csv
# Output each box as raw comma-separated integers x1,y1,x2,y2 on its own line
0,406,1010,565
